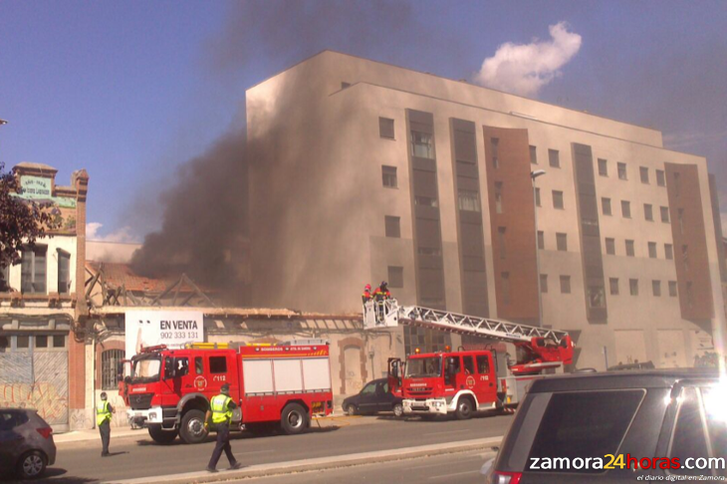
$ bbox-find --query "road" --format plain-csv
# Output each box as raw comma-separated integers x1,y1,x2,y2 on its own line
11,413,511,483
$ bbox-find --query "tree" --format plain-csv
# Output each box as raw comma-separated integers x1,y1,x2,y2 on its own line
0,162,60,290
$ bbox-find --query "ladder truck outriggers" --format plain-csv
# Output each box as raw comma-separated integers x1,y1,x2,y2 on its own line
364,299,574,419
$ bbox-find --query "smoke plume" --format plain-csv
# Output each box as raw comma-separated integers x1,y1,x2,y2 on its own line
474,21,582,97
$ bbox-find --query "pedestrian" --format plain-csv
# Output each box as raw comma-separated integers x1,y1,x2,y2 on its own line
362,284,373,304
205,383,243,472
96,392,115,457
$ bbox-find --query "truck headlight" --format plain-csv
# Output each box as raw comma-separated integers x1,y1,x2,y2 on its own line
149,412,157,420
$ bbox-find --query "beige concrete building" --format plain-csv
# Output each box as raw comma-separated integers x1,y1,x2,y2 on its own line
247,51,726,370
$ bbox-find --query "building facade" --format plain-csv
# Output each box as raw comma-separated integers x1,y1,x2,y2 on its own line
247,51,726,370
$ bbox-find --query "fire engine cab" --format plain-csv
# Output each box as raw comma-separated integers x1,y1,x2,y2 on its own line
365,299,573,419
119,340,333,444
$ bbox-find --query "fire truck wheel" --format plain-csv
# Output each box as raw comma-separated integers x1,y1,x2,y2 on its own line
392,403,404,418
345,404,357,416
148,425,178,444
179,409,209,444
280,403,309,435
455,397,474,420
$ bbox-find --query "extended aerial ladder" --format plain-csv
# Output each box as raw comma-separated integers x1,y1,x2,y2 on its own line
364,298,574,375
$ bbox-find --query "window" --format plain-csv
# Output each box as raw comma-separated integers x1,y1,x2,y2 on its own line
669,387,710,476
411,131,434,159
686,282,694,307
498,227,507,259
418,247,441,256
21,246,47,294
630,279,639,296
644,204,653,221
17,335,30,349
0,264,9,292
382,165,397,188
459,190,481,213
540,274,548,293
476,355,490,374
0,336,8,353
463,355,475,375
665,243,674,260
625,240,635,257
58,250,70,294
209,356,227,374
388,266,404,288
195,357,204,375
621,200,631,218
379,117,395,139
415,196,438,208
674,172,681,196
534,187,541,207
0,411,29,431
660,206,670,223
537,231,545,250
648,242,657,259
618,162,627,180
652,280,662,297
361,382,376,395
552,191,564,210
102,349,125,390
605,238,616,255
682,245,689,272
598,158,608,177
494,182,504,213
548,149,560,168
609,278,619,295
501,272,510,304
560,275,571,294
602,197,612,216
640,167,649,184
556,233,568,251
529,145,537,164
656,169,666,187
53,335,65,348
527,391,644,472
491,138,500,168
678,209,684,234
36,335,48,348
385,216,400,238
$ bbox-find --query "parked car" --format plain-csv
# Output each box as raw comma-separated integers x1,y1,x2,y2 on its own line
482,369,725,482
0,408,56,479
343,378,403,417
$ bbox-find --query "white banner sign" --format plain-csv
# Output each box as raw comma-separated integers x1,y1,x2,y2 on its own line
125,310,204,358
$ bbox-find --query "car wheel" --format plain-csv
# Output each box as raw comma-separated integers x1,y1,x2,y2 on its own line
280,403,309,435
148,424,178,444
392,403,404,418
345,404,357,416
455,397,474,420
179,409,208,444
16,450,47,479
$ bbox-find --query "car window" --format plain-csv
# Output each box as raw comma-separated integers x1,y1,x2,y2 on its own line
382,381,390,393
463,356,475,374
361,382,376,395
527,390,644,473
669,387,710,476
0,411,27,430
702,386,726,459
476,355,490,374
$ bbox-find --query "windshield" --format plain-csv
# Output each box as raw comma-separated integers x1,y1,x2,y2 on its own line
131,355,161,384
405,357,442,378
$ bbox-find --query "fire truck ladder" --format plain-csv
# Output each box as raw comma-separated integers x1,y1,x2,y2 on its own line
363,298,570,346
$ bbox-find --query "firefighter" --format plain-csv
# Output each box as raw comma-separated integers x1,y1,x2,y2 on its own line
374,281,391,300
205,383,243,472
96,392,115,457
362,284,373,304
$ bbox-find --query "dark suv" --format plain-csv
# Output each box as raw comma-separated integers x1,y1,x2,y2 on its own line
0,408,56,479
483,369,725,483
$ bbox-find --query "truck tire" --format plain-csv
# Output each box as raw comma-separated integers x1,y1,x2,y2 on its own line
455,397,474,420
280,403,309,435
148,424,178,444
179,409,208,444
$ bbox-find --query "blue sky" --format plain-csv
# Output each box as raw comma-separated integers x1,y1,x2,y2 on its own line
1,0,725,240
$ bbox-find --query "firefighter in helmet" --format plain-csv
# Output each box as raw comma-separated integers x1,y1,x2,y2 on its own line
205,383,243,472
362,284,373,304
374,281,391,301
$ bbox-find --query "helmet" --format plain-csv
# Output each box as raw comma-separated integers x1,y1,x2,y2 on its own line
365,284,372,290
221,383,231,394
380,281,388,287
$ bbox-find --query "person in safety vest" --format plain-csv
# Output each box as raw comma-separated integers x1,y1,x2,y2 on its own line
374,281,391,301
204,383,242,472
362,284,373,304
96,392,115,457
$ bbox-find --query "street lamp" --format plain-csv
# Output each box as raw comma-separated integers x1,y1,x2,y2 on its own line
531,170,546,327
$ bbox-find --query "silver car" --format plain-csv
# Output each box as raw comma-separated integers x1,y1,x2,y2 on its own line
0,408,56,479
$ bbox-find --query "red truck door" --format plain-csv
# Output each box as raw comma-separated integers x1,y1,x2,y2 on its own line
474,353,497,406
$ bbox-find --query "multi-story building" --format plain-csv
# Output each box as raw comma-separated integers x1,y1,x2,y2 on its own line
247,51,726,370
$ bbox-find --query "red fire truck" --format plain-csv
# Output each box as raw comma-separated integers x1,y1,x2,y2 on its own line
119,340,333,444
365,300,573,419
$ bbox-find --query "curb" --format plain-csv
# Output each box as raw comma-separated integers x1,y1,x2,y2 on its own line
103,436,502,484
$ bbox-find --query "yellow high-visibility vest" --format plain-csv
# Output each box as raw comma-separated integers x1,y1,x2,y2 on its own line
210,394,232,424
96,401,111,426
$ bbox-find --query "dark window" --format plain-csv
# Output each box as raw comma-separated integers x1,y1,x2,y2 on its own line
656,169,666,187
382,165,397,188
644,204,653,221
209,356,227,374
58,250,71,294
498,227,506,260
388,266,404,288
0,411,29,431
102,349,125,390
552,191,564,210
548,149,560,168
463,355,475,375
17,335,30,349
529,145,537,164
540,274,548,293
560,276,571,294
602,197,612,216
665,244,674,260
648,242,657,259
682,245,689,272
195,357,203,375
491,138,499,168
0,264,9,292
36,335,48,348
598,158,608,176
618,162,627,180
678,208,685,234
609,278,619,295
0,336,8,352
21,246,47,294
501,272,510,304
652,280,661,297
418,247,441,256
385,216,401,238
626,240,635,257
669,281,678,297
411,131,434,159
361,382,376,395
674,172,681,196
534,187,541,207
630,279,639,296
53,335,65,348
537,231,545,250
414,196,438,208
556,233,568,252
495,182,504,213
588,287,606,308
476,355,490,374
379,117,395,139
527,391,644,472
459,190,481,212
670,387,710,476
640,167,649,184
686,282,694,307
660,206,670,223
621,200,631,218
605,238,616,255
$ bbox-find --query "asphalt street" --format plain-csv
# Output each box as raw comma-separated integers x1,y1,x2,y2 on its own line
5,413,511,483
